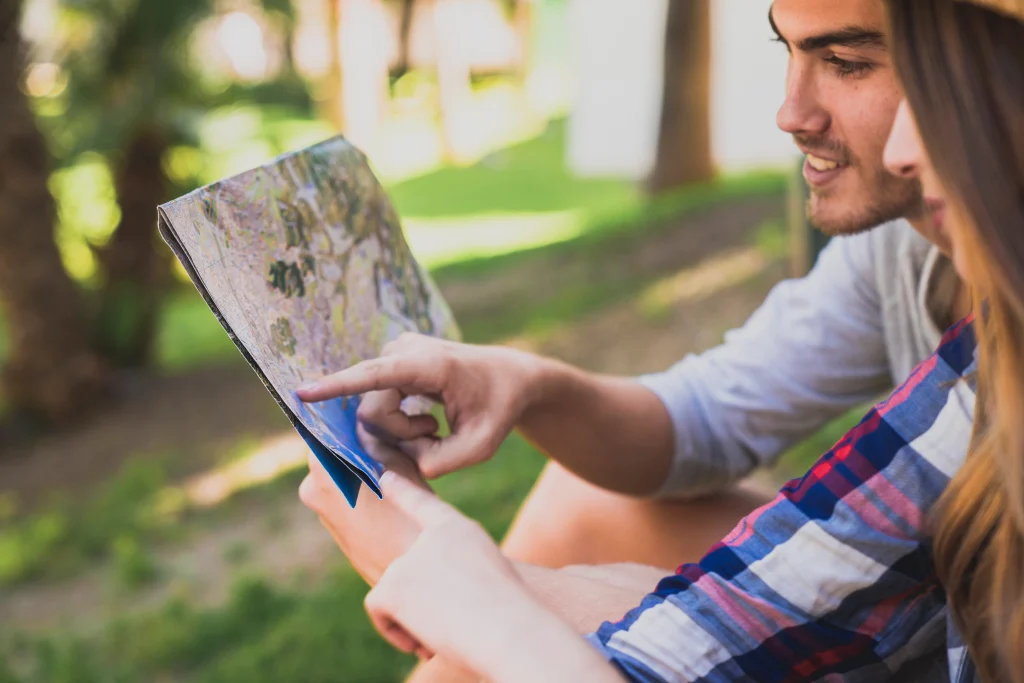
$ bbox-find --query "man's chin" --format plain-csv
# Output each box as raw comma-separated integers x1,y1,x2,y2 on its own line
806,174,923,238
807,193,920,237
807,200,884,237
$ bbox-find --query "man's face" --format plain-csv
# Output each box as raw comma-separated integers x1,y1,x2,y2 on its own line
772,0,924,235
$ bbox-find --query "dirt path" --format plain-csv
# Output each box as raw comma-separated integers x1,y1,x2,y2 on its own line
1,194,789,633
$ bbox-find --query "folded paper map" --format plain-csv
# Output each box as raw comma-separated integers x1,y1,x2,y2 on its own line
158,137,460,506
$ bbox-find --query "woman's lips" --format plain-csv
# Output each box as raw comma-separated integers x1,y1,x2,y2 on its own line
925,197,947,231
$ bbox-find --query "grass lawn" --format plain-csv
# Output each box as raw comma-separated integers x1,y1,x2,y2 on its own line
0,434,547,683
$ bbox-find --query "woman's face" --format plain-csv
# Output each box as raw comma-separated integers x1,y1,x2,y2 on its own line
883,99,973,282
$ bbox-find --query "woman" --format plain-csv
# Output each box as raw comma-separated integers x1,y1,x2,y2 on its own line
317,0,1024,680
887,0,1024,679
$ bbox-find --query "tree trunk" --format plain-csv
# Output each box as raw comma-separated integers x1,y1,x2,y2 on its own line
94,125,171,368
513,0,532,86
647,0,713,194
323,0,345,131
0,0,105,423
393,0,416,79
433,0,473,162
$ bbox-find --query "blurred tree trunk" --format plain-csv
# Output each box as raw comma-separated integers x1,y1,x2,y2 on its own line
324,0,345,131
0,0,105,423
339,0,389,149
647,0,713,193
393,0,415,79
94,125,170,368
513,0,532,86
433,0,472,162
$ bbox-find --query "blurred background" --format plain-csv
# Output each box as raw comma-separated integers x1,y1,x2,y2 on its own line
0,0,849,680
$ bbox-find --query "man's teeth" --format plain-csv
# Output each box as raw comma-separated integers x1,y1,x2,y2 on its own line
807,154,840,171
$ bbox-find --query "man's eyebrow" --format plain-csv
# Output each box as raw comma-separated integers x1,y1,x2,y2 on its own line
798,27,885,51
768,7,885,52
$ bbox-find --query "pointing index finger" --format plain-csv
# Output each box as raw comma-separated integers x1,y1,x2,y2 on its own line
297,355,441,402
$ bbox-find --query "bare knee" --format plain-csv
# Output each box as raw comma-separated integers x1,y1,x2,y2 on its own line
503,462,776,569
501,462,610,568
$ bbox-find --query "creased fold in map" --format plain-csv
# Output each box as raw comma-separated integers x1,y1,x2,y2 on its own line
158,137,460,506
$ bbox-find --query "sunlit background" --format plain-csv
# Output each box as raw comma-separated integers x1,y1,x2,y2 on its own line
0,1,849,681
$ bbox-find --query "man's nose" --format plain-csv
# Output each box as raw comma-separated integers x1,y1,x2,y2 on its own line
777,65,830,137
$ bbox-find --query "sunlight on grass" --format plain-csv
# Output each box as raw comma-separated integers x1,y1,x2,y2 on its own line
407,210,585,269
388,119,640,219
180,434,307,509
638,246,768,320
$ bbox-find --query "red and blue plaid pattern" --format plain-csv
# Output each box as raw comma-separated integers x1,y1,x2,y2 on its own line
589,317,978,683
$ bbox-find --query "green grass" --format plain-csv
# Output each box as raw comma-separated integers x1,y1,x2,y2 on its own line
388,119,639,219
427,170,786,284
0,412,879,683
0,434,547,683
0,460,169,586
0,572,418,683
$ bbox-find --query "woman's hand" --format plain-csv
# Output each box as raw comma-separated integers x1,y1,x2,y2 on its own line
299,425,427,585
364,472,625,683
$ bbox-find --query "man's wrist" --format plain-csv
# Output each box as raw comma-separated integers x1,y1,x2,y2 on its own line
517,353,576,418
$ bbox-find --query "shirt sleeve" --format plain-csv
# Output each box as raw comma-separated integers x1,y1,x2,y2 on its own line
641,227,895,499
592,319,977,683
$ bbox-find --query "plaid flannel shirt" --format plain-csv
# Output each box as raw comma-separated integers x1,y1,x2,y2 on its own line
589,317,980,682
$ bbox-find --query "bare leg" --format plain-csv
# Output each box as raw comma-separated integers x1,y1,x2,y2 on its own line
502,461,774,569
405,462,774,683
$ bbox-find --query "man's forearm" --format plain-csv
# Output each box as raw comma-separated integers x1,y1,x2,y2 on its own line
514,560,669,633
517,357,675,496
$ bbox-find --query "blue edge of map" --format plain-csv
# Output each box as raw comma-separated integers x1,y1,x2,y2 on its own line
291,392,385,507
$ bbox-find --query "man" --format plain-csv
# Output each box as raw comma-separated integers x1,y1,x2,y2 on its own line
298,0,967,679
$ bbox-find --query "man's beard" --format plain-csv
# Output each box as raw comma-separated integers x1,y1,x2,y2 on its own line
808,169,924,236
795,134,924,236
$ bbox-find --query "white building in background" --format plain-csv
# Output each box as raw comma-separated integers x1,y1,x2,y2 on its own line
567,0,796,178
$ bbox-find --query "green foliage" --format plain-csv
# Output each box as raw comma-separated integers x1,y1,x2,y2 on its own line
223,541,253,566
154,290,240,371
753,218,790,260
111,535,159,590
0,573,414,683
0,460,166,585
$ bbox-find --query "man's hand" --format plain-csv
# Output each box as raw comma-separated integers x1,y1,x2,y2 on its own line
299,425,428,584
298,334,543,479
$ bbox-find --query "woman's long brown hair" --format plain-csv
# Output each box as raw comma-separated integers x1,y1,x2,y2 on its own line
887,1,1024,680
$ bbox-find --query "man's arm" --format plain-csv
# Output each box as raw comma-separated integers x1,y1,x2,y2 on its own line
301,225,897,497
513,226,896,498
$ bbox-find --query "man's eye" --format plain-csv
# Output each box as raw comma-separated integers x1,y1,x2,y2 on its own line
771,35,792,54
826,56,873,78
